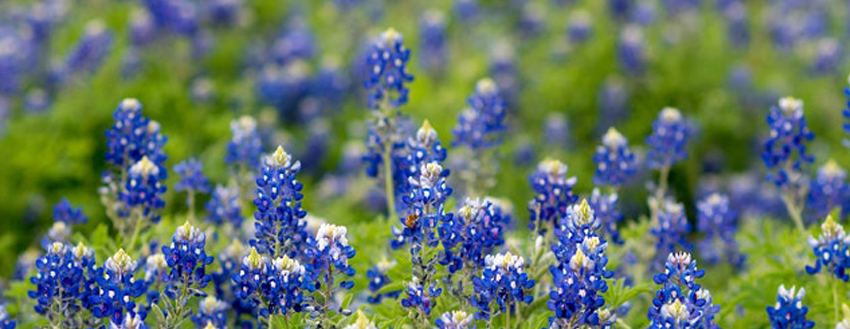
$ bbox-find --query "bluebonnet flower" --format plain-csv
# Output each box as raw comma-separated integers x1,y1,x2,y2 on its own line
646,107,691,169
567,10,592,44
806,161,848,223
226,116,263,169
648,252,720,329
650,200,691,270
811,38,840,75
805,215,850,281
392,160,452,252
206,0,243,26
400,279,442,316
489,41,518,107
142,253,167,305
608,0,632,20
471,252,535,320
548,200,616,329
105,98,168,171
722,1,749,48
366,259,401,304
435,310,474,329
174,158,211,194
843,75,850,147
697,193,745,268
452,78,508,150
593,127,637,186
0,304,14,329
618,25,645,76
527,159,578,235
364,28,413,109
28,242,96,322
454,0,479,22
61,20,113,77
252,146,310,258
270,19,315,64
129,9,155,47
109,312,148,329
121,156,167,223
597,77,629,130
14,249,40,281
543,112,570,149
440,197,509,273
256,60,310,116
766,285,814,329
205,185,244,228
232,248,315,318
161,221,214,294
307,224,356,291
91,249,146,323
24,89,50,113
191,296,228,328
419,10,447,74
589,188,623,245
343,310,378,329
41,221,71,249
762,97,814,187
53,198,88,224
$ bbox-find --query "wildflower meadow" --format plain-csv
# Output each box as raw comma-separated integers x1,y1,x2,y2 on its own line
3,0,850,328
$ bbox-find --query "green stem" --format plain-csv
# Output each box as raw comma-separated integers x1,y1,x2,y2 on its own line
267,314,275,329
616,318,634,329
834,274,841,326
188,189,196,223
505,300,511,329
381,99,397,222
128,208,145,250
781,190,806,236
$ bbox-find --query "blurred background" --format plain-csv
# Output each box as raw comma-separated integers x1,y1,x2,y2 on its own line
0,0,849,278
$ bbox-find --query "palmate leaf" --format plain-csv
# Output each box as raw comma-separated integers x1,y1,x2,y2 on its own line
602,278,653,310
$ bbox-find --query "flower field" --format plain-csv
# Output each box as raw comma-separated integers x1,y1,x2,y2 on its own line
1,0,850,328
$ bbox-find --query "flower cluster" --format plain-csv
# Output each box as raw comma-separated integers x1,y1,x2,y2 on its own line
762,97,815,187
435,310,474,329
28,242,96,321
52,198,89,224
104,98,168,172
647,252,720,329
548,200,616,328
191,296,228,329
174,158,211,194
527,159,578,235
806,160,848,223
226,116,264,169
366,259,401,304
364,28,414,109
391,122,452,251
440,197,509,273
232,248,316,318
766,285,814,329
307,224,356,291
646,107,691,169
121,156,167,223
205,185,245,227
589,188,623,245
0,305,15,329
805,215,850,281
696,193,745,268
452,78,508,150
90,249,146,323
650,200,691,270
471,252,535,320
593,127,637,186
252,146,310,258
400,279,442,316
161,221,214,293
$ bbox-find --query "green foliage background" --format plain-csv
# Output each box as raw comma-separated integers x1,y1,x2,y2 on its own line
2,0,850,327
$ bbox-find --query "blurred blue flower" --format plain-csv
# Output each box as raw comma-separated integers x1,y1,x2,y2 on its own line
806,161,848,223
174,158,211,194
766,285,814,329
762,97,814,187
527,159,578,235
650,199,691,270
366,259,401,304
697,193,745,268
593,127,637,186
191,296,228,329
453,78,508,150
589,188,623,245
0,304,15,329
618,25,645,75
365,29,413,109
53,198,88,224
62,20,113,77
646,107,691,169
419,10,448,74
226,116,264,169
205,185,244,227
567,10,593,44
